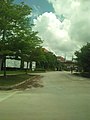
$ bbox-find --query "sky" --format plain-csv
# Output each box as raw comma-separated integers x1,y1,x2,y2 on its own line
15,0,90,60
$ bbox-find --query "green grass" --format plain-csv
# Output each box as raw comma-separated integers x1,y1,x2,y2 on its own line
0,70,26,75
0,70,42,87
0,69,46,75
0,74,33,86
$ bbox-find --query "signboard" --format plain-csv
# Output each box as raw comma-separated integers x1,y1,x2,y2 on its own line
6,59,20,68
24,62,30,69
24,62,27,69
32,61,36,71
28,62,30,69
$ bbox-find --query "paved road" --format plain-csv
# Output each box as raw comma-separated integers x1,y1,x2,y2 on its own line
0,71,90,120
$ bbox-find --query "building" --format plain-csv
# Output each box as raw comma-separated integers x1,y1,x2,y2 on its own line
56,56,65,62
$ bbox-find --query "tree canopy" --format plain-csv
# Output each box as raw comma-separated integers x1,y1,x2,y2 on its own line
0,0,42,76
75,43,90,72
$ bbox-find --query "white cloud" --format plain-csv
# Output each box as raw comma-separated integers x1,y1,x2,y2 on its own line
33,12,77,59
48,0,80,18
33,0,90,59
48,0,90,45
70,0,90,45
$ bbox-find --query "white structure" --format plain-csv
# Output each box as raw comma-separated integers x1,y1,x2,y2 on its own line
6,59,21,68
32,61,36,71
24,62,30,69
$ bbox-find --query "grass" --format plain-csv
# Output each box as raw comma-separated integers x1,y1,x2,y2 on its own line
0,73,34,86
0,69,46,75
0,70,26,75
0,70,44,87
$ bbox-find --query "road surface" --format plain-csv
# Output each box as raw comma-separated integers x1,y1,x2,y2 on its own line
0,71,90,120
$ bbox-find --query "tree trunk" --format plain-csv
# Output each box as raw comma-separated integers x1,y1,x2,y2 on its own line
20,58,24,70
3,56,6,78
26,61,28,74
2,29,7,78
0,59,2,71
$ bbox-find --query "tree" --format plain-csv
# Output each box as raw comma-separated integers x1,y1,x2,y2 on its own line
0,0,42,76
44,51,57,70
27,47,45,69
27,47,58,70
75,43,90,73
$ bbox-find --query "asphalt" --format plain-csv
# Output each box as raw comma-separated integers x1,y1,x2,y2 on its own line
0,71,90,120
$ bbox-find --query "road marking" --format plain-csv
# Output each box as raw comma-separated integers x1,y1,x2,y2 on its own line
0,91,18,103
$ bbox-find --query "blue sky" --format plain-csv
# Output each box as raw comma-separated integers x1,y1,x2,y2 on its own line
14,0,90,60
15,0,54,17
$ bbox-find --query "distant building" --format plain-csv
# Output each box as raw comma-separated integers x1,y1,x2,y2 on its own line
56,56,65,62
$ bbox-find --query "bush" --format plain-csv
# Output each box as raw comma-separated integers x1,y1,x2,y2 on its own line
80,72,90,78
35,68,46,72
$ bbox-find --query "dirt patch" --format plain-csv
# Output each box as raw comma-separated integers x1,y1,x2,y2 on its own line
15,75,44,90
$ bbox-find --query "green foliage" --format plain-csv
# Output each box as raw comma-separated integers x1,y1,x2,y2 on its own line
0,0,42,76
30,47,46,62
44,51,57,70
75,43,90,72
30,48,57,70
0,0,42,57
27,47,57,70
35,68,46,72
